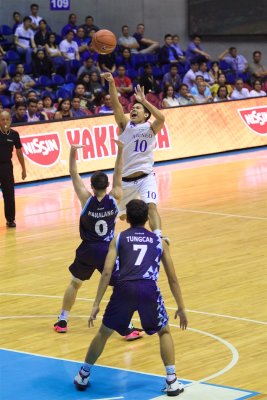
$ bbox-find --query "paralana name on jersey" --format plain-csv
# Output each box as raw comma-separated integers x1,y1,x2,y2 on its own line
88,210,115,218
126,236,153,243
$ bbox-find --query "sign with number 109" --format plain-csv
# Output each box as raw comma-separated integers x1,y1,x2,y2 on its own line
50,0,70,10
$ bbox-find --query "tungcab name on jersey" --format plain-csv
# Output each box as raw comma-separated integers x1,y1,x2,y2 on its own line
126,235,154,243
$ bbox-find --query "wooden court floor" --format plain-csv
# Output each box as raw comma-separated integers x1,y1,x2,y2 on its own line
0,148,267,396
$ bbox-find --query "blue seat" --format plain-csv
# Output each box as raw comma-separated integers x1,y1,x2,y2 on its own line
65,73,77,84
7,64,17,76
152,66,163,79
144,53,158,65
219,60,232,71
1,25,13,36
51,74,65,86
41,90,57,102
162,64,170,75
226,72,236,84
36,75,53,87
238,72,250,83
131,53,145,67
23,63,32,74
126,68,138,80
4,50,21,64
55,88,71,100
69,59,82,74
0,95,12,108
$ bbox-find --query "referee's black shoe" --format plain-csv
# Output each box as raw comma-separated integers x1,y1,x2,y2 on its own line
6,221,16,228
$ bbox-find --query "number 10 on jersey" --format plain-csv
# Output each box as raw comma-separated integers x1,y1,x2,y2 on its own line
134,139,148,152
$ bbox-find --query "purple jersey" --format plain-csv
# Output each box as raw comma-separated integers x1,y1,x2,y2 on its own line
116,227,163,282
80,194,118,243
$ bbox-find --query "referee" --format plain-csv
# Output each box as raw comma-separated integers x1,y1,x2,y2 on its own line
0,111,26,228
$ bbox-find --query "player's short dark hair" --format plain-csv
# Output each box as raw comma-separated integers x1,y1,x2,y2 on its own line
133,101,151,121
91,171,109,190
31,3,39,9
23,16,32,23
126,199,148,226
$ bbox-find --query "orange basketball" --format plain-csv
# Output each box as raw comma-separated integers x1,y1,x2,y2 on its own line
92,29,117,54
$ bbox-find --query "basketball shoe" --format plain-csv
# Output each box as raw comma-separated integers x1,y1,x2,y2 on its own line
124,327,144,341
74,368,90,390
53,319,68,333
163,376,184,396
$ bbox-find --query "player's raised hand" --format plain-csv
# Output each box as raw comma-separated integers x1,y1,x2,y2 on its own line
113,139,124,149
71,144,84,151
101,72,114,82
134,84,146,103
88,305,100,328
174,309,188,330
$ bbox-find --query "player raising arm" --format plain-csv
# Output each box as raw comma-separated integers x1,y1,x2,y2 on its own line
53,140,125,334
102,72,168,241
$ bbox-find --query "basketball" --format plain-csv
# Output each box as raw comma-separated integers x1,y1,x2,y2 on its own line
92,29,117,54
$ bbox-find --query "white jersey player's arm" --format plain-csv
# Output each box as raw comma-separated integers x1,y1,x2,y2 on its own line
69,145,91,207
135,84,165,135
109,140,124,204
161,241,188,330
101,72,129,134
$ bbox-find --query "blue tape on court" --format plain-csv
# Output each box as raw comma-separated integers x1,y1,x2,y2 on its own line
0,349,259,400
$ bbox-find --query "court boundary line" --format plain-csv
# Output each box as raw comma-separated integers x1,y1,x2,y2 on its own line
0,292,266,326
160,207,267,221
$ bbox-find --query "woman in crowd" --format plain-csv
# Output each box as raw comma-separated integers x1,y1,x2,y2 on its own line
45,32,65,74
42,94,57,119
208,61,221,84
54,98,73,119
162,85,180,108
213,85,230,102
210,73,233,97
249,79,266,97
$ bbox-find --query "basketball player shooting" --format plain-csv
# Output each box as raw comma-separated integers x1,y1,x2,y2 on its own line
101,72,168,241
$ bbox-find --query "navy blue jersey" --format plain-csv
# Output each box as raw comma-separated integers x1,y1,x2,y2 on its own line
80,194,118,243
116,227,163,282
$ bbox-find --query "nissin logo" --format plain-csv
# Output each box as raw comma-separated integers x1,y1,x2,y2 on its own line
21,133,61,166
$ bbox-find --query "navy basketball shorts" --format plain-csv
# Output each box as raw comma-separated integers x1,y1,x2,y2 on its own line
69,241,118,285
102,280,169,336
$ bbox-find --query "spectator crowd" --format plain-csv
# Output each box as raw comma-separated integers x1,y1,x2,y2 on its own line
0,3,266,124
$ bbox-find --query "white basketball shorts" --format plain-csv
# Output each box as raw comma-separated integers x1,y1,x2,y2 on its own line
118,172,158,216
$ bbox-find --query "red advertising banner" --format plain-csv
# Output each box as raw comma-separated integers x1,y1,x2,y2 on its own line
12,97,267,183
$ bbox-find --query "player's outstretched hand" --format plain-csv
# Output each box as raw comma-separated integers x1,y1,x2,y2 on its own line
113,139,124,149
174,308,188,330
88,305,100,328
134,84,146,103
101,72,114,82
71,144,84,151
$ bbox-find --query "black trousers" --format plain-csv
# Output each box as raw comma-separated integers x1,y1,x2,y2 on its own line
0,162,15,222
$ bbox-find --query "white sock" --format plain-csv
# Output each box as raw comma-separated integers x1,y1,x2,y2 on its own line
81,362,92,375
153,229,162,237
128,322,134,329
59,310,69,321
166,365,176,382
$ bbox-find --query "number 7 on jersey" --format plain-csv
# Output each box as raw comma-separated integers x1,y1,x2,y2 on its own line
133,244,147,265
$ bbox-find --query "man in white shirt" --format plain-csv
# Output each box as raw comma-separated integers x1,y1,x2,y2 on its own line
14,16,36,64
59,30,80,61
118,25,139,54
182,61,198,90
230,79,250,100
29,3,43,31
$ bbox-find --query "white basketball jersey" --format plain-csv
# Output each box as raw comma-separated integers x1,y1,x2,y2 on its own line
120,121,156,177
